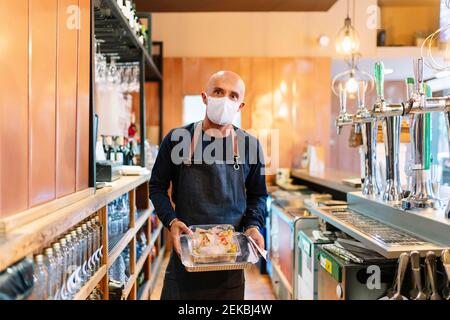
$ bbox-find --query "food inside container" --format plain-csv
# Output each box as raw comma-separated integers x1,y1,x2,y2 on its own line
187,224,241,264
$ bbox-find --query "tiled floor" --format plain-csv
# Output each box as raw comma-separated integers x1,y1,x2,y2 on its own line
150,256,275,300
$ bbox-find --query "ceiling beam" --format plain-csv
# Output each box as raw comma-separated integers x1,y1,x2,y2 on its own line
135,0,338,12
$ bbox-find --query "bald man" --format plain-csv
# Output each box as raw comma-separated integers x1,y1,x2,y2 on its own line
150,71,267,300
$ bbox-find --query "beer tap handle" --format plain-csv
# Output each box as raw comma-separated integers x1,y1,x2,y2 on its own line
339,83,347,114
413,58,424,95
406,77,415,100
357,81,366,109
374,62,385,100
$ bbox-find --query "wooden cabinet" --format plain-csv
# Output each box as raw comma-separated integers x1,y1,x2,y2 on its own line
0,0,91,217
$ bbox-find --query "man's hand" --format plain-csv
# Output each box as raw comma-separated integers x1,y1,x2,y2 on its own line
244,227,265,249
169,219,193,256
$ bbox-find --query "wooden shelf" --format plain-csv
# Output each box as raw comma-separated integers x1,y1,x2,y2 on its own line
0,174,150,271
108,228,135,268
149,223,163,249
138,280,151,300
96,0,162,80
136,245,151,275
135,209,151,231
123,274,136,299
72,265,107,300
149,246,166,292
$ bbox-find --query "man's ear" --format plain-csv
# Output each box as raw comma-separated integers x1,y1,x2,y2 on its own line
238,103,245,111
201,92,208,105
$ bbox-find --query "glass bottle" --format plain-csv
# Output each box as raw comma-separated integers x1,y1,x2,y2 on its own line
85,221,96,275
32,255,48,300
90,218,101,270
52,242,64,300
44,248,58,300
69,231,81,270
67,232,81,296
76,227,88,284
59,238,71,300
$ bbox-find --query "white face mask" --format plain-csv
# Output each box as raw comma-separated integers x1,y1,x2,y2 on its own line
206,96,241,125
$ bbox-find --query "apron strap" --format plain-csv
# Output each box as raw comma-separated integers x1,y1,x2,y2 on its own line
185,121,240,170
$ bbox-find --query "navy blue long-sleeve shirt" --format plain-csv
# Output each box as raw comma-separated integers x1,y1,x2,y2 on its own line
149,123,268,230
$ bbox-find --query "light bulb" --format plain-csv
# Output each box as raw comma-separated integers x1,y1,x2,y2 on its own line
345,77,358,94
335,18,360,55
341,36,353,54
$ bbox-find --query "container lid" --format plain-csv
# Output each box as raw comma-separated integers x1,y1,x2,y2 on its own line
35,254,44,263
52,243,61,251
60,238,67,246
44,248,53,255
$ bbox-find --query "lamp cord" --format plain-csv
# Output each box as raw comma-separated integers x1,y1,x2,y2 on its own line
346,0,349,18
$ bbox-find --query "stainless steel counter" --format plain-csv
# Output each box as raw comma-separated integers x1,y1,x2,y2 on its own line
307,192,450,259
291,169,359,197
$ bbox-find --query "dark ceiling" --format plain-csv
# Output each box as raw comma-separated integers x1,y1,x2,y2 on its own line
135,0,338,12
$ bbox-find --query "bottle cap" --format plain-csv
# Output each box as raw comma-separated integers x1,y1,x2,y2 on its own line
44,248,53,256
87,221,92,227
35,255,44,263
71,230,78,237
52,243,61,251
76,227,83,234
60,238,67,246
65,234,72,242
406,77,415,84
82,224,87,230
95,216,99,222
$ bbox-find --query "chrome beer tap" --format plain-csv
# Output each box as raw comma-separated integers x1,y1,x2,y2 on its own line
356,81,381,196
335,83,353,135
402,58,437,210
373,62,403,201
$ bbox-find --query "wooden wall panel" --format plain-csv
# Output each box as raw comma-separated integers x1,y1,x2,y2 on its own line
162,58,183,136
157,57,332,173
76,0,90,191
56,0,79,198
0,0,29,216
29,0,58,207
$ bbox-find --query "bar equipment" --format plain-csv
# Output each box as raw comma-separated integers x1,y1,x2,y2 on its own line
356,81,380,195
334,57,450,217
270,199,318,300
335,77,381,196
296,230,333,300
373,62,403,201
316,246,396,300
409,251,427,300
401,58,437,210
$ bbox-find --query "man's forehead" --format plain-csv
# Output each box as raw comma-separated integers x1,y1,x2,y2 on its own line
207,71,245,94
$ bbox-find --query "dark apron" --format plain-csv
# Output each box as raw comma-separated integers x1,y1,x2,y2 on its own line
160,122,247,300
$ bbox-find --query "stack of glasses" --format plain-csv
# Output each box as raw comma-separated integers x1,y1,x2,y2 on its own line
32,216,103,300
108,194,130,239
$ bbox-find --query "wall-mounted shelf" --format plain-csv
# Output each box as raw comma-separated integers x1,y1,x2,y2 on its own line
73,265,108,300
94,0,161,80
0,174,168,300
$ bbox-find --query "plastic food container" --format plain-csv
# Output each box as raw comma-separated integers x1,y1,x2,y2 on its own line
187,224,241,264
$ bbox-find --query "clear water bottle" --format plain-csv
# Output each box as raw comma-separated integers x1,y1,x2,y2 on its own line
59,238,71,300
33,255,48,300
66,232,81,296
109,255,126,284
90,217,101,270
44,248,58,300
82,223,94,278
52,243,64,299
69,231,81,270
76,227,88,284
